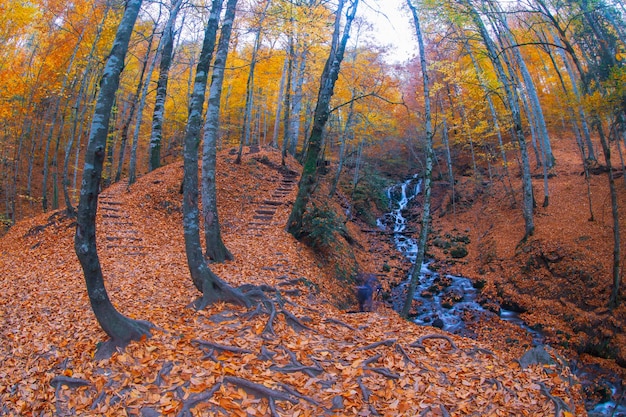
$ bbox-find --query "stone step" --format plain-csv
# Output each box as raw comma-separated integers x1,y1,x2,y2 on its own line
101,206,121,212
105,236,143,241
263,200,283,206
100,201,123,205
253,215,273,221
106,244,145,250
255,209,276,216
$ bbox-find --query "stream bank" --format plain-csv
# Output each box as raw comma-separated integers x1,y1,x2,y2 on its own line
378,176,625,416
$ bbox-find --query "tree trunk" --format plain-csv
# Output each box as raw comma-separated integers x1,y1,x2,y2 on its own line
329,92,355,197
42,31,84,211
149,0,183,172
287,0,359,238
271,58,288,148
201,0,238,262
181,0,248,309
402,0,434,319
74,0,153,360
235,0,270,164
596,121,621,309
463,0,535,239
289,44,308,155
63,2,111,217
128,8,164,186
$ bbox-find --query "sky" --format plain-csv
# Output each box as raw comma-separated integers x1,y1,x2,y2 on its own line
359,0,418,63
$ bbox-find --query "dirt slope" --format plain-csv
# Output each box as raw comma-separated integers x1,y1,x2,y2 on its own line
0,148,584,416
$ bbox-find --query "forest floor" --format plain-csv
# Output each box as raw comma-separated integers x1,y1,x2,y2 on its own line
413,134,626,411
0,147,590,416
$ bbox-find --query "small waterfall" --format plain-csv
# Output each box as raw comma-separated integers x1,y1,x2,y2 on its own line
379,176,625,416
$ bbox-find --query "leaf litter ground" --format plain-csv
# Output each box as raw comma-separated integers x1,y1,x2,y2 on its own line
0,148,585,416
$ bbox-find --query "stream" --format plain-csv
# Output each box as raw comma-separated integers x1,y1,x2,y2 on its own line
378,176,625,417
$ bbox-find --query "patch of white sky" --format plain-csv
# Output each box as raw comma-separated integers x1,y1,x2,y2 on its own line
357,0,418,63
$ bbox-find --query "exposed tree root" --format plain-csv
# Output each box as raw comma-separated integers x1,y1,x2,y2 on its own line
410,334,458,352
223,376,299,404
50,376,91,389
176,383,222,417
440,404,451,417
155,361,173,386
271,345,324,377
324,317,356,331
281,308,313,332
258,346,276,361
395,343,416,366
357,376,372,402
364,367,401,380
356,339,397,351
467,347,495,357
537,381,570,417
276,382,320,405
94,318,154,360
363,354,382,367
192,339,253,354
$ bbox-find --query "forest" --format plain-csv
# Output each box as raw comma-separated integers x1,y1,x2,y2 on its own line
0,0,625,415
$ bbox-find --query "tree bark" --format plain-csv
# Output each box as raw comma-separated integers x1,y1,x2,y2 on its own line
201,0,238,262
402,0,434,319
181,0,247,309
287,0,359,238
149,0,184,172
462,0,535,239
74,0,153,360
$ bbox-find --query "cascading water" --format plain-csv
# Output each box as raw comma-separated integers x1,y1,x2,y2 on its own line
379,175,486,333
379,176,625,417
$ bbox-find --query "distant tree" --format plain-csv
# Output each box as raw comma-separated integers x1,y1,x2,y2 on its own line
74,0,153,359
287,0,359,238
401,0,434,319
149,0,184,172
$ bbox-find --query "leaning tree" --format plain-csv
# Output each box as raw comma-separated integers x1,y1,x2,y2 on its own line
74,0,153,359
286,0,359,238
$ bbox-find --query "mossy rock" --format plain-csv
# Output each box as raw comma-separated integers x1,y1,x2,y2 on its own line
450,244,468,259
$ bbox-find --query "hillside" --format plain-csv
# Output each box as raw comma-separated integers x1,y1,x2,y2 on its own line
416,135,626,412
0,148,586,416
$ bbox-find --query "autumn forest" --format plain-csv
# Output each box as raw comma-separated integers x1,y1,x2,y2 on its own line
1,0,625,415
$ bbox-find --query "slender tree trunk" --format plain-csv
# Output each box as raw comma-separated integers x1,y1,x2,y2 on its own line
149,0,184,172
402,0,434,319
74,0,153,360
271,57,288,148
441,116,457,224
181,0,247,310
281,23,294,165
128,13,163,186
465,44,515,202
236,0,270,164
201,0,238,262
596,120,622,309
463,0,534,239
287,0,359,237
329,93,355,197
289,44,308,155
42,32,84,211
63,2,111,216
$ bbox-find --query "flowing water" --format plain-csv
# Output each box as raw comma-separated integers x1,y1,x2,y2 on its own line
378,176,625,416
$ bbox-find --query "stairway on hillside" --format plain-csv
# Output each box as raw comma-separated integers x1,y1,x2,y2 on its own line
99,183,145,257
247,170,298,237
